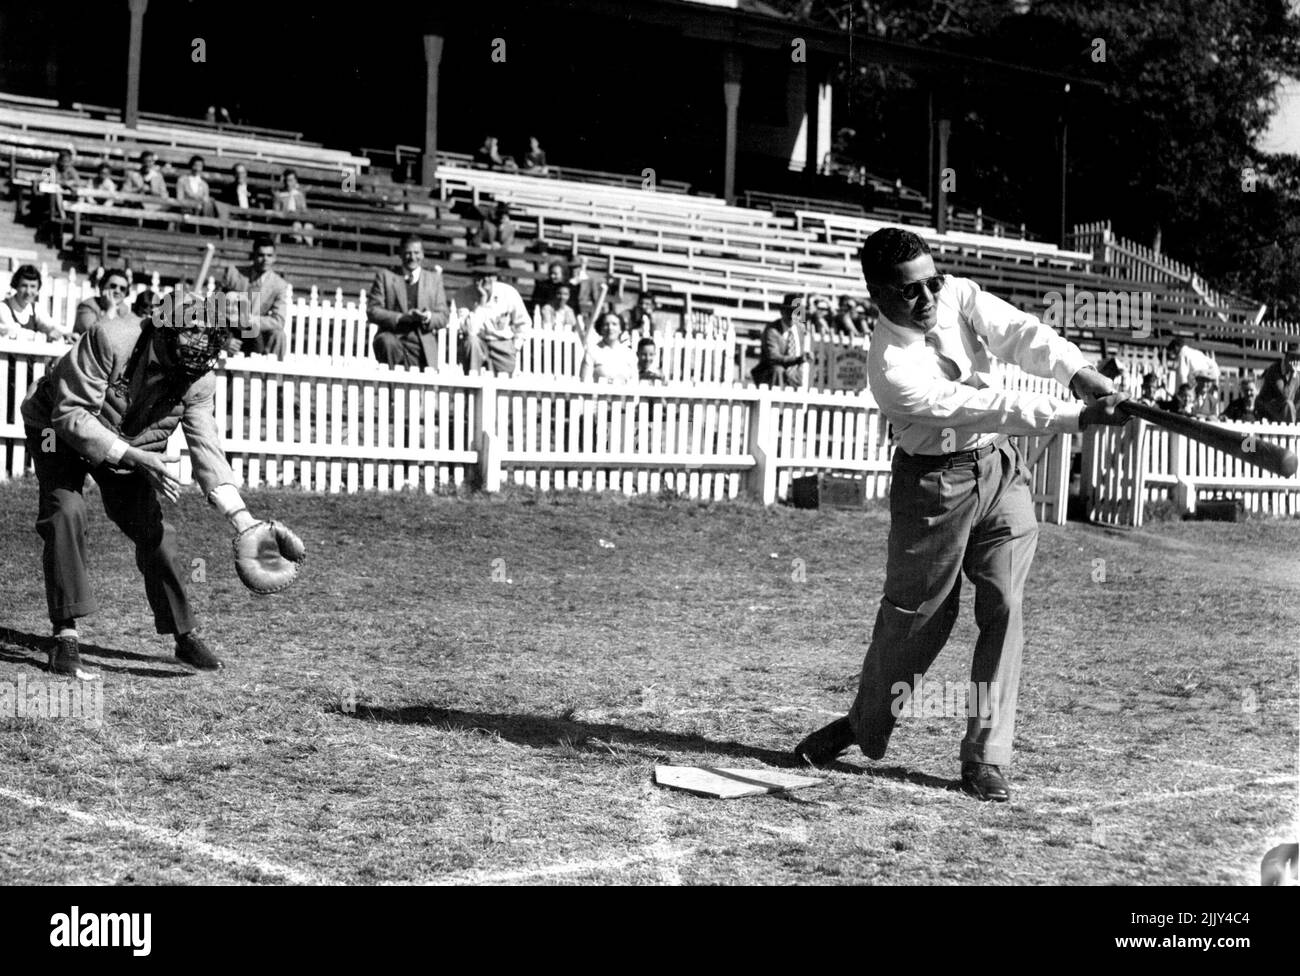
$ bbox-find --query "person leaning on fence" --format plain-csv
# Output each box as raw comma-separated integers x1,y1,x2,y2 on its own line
221,236,290,360
637,337,664,383
1,265,66,342
791,227,1132,803
1224,379,1257,421
454,262,530,376
581,312,637,383
752,293,810,388
1254,342,1300,423
74,268,135,337
1167,336,1220,391
367,235,450,370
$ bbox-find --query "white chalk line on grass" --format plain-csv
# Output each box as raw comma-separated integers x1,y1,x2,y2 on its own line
0,786,330,886
424,845,697,886
1038,775,1297,817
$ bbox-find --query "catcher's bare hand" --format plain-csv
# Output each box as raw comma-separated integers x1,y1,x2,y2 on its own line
1070,365,1115,401
125,448,181,502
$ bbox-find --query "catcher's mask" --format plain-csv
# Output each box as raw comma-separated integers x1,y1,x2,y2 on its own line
157,292,231,380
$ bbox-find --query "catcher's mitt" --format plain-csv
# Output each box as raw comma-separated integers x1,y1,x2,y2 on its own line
232,520,306,595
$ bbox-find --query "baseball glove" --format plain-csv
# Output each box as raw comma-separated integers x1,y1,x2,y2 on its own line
232,520,306,595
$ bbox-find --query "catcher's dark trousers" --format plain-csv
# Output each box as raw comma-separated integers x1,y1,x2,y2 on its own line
848,438,1038,767
26,428,195,635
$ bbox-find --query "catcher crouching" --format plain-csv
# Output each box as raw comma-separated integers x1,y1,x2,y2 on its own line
20,284,305,677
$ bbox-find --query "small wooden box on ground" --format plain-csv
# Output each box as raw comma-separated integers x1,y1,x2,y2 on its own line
790,473,867,510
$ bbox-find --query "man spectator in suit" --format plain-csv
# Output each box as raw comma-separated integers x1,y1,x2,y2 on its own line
454,262,530,376
752,293,811,388
176,155,217,217
367,235,450,370
567,255,604,323
220,236,290,359
74,268,134,336
1255,342,1300,423
124,151,168,208
222,162,257,211
1224,380,1258,421
1167,337,1220,391
637,337,664,383
531,260,568,312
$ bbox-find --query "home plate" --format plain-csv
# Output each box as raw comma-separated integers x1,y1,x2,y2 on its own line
653,765,823,799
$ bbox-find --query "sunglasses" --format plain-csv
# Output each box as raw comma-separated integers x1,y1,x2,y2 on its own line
881,273,946,303
104,282,128,293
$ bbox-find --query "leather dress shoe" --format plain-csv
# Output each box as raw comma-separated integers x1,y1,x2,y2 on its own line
961,761,1010,802
793,716,854,766
48,635,95,679
175,632,223,670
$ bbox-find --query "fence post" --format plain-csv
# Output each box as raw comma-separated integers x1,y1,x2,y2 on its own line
746,392,777,505
475,376,501,492
1127,419,1148,527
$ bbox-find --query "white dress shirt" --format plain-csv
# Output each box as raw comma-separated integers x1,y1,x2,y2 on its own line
453,281,530,344
581,340,638,383
1172,344,1220,389
867,276,1089,455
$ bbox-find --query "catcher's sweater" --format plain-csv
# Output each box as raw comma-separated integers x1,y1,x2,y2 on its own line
22,318,238,496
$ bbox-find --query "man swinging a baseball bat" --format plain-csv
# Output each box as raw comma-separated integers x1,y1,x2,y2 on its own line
793,228,1131,801
21,276,305,678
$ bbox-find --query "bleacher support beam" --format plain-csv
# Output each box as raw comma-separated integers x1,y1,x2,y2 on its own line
125,0,148,130
422,34,445,187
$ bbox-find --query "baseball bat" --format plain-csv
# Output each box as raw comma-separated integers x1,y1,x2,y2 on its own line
1118,399,1298,477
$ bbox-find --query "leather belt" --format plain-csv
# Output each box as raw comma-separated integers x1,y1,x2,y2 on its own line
895,439,1002,470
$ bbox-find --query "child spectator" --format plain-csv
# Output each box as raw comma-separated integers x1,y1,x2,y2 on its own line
1138,371,1164,406
637,337,664,383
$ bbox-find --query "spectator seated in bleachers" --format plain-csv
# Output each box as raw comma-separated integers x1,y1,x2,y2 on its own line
567,255,604,322
124,151,169,209
539,283,579,335
832,294,863,337
1224,379,1257,422
522,136,549,175
454,261,530,376
175,155,217,217
581,311,637,384
205,105,233,124
38,149,81,220
463,200,516,253
222,162,258,212
637,337,664,383
1254,342,1300,423
531,260,568,312
474,135,518,171
275,169,314,244
90,163,117,202
367,235,449,370
220,236,290,360
1137,371,1165,406
627,292,663,335
752,292,810,388
807,295,833,333
1167,336,1220,390
0,265,66,342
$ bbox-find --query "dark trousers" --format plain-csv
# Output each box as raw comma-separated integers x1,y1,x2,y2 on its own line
26,428,194,635
241,327,287,360
372,330,426,369
848,439,1038,766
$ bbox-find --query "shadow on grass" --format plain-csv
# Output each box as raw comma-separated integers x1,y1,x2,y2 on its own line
349,703,803,767
346,703,963,795
0,626,193,678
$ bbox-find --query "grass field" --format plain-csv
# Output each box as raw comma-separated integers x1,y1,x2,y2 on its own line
0,476,1296,886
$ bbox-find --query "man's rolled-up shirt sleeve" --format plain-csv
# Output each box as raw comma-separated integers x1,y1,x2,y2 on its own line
964,281,1090,388
181,378,238,496
48,326,121,466
873,358,1084,437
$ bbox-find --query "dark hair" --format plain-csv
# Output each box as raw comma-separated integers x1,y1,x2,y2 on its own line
859,228,931,284
139,150,155,162
100,267,130,286
1177,383,1192,393
638,292,657,306
546,259,568,275
781,292,803,309
1142,372,1159,384
189,154,205,168
282,168,298,182
10,264,41,290
637,337,656,352
1168,337,1185,351
600,310,625,332
399,234,423,251
251,235,276,253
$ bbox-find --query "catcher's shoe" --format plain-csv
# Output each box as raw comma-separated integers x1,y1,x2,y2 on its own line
793,715,855,767
961,761,1010,803
48,635,96,679
175,632,223,671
